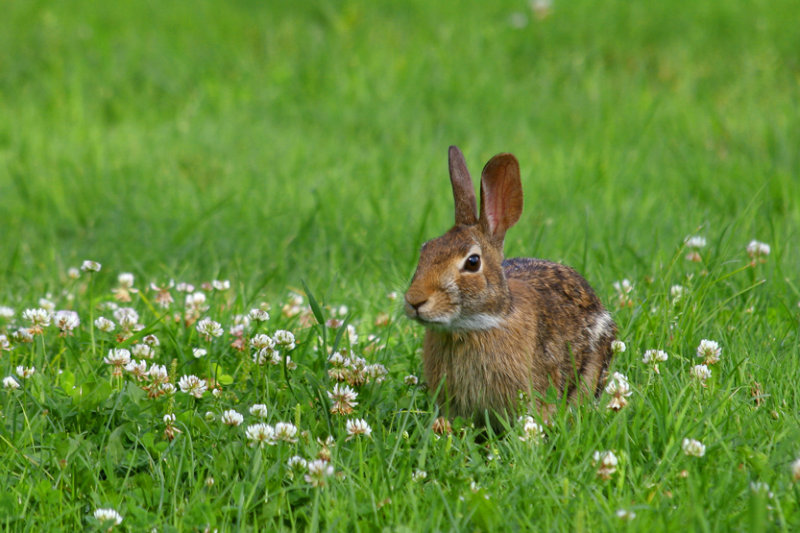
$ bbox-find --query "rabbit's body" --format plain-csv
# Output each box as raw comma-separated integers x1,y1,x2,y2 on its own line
405,147,616,428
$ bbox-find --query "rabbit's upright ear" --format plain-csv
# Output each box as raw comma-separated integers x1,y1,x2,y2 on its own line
479,153,523,244
449,146,478,226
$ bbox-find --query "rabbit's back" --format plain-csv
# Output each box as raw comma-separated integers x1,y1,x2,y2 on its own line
504,257,616,400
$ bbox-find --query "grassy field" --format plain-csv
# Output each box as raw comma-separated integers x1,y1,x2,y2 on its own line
1,0,799,530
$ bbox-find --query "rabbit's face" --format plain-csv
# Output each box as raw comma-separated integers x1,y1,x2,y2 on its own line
404,224,509,331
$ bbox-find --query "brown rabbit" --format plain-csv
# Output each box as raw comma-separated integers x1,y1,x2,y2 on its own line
404,146,616,429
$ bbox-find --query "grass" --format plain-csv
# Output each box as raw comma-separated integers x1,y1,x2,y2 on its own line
1,0,799,530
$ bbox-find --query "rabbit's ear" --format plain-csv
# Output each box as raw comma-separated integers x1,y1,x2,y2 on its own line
479,153,523,243
449,146,478,226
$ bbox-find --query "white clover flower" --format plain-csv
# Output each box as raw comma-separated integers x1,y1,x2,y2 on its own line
143,334,160,346
0,334,11,351
404,375,419,386
412,469,428,482
791,457,800,482
642,349,668,364
287,455,308,471
67,267,80,280
328,351,346,366
38,298,56,312
94,317,116,332
124,359,148,379
691,364,711,383
160,383,176,395
518,416,545,443
275,422,299,443
16,366,35,379
81,260,102,272
746,240,771,258
175,282,193,292
682,438,706,457
192,348,207,359
249,308,270,322
118,272,135,288
93,508,122,525
229,324,245,337
221,409,244,427
684,235,707,249
328,383,358,415
178,375,207,398
273,330,296,349
345,418,372,440
605,372,633,411
346,324,359,345
365,363,388,383
104,348,131,368
250,333,275,352
3,376,20,390
613,279,633,294
670,284,686,303
611,340,626,354
212,279,231,291
0,306,14,319
593,450,618,479
196,318,223,341
131,343,154,360
113,307,140,330
696,339,721,365
245,423,276,447
148,364,169,384
13,327,34,343
249,404,268,418
616,509,636,521
305,459,334,487
163,413,176,424
22,308,51,328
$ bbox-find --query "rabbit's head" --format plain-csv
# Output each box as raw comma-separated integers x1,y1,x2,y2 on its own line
404,146,522,331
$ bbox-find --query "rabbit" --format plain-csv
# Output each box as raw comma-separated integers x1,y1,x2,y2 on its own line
404,146,617,430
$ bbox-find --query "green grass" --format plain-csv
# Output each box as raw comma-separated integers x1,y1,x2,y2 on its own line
1,0,799,530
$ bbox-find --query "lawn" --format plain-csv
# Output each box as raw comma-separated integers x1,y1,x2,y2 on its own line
1,0,799,530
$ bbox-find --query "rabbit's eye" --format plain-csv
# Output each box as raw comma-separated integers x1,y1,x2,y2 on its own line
464,254,481,272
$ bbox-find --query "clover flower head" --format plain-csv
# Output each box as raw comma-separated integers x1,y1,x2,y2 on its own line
691,364,711,383
345,418,372,440
249,404,268,418
684,235,706,249
94,317,116,332
305,459,334,487
178,374,207,398
682,438,706,457
22,308,51,329
93,508,122,526
518,416,545,443
249,308,270,322
328,383,358,415
221,409,244,426
245,423,276,447
196,317,223,341
81,260,102,272
3,376,20,390
697,339,721,365
592,450,618,479
605,372,632,410
275,422,299,443
611,340,626,354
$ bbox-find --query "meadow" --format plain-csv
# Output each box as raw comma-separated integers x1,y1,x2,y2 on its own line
1,0,799,530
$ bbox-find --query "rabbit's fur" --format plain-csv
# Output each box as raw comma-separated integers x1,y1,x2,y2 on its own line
404,146,616,428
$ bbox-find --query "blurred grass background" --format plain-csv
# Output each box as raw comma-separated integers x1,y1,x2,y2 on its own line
1,0,798,303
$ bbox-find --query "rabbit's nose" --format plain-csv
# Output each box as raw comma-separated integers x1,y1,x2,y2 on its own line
404,293,428,314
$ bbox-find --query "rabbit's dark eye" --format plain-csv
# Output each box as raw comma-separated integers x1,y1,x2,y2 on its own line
464,254,481,272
